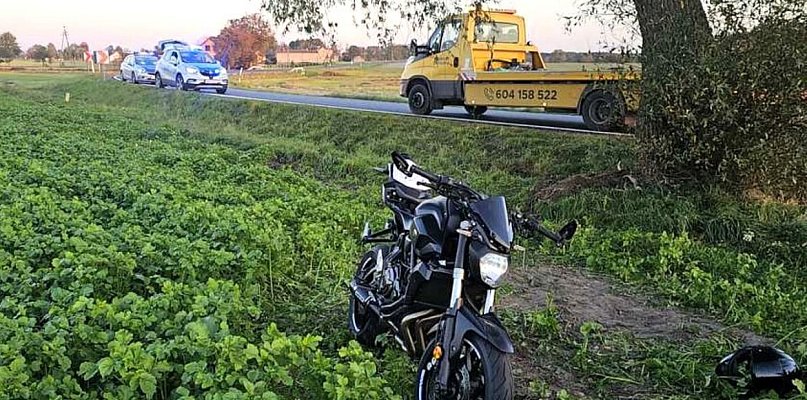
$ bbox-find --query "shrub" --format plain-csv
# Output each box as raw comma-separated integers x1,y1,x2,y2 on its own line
637,5,806,201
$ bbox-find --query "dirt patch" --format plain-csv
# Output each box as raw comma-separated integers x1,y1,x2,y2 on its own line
511,349,590,399
530,169,641,202
501,262,769,398
267,152,302,170
502,263,768,344
321,70,345,77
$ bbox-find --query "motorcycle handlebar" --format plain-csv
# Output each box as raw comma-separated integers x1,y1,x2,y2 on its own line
391,153,576,246
409,164,440,183
514,213,571,246
535,223,563,244
392,153,458,193
409,164,482,201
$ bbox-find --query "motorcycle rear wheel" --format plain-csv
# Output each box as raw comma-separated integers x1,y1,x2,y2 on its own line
348,245,389,347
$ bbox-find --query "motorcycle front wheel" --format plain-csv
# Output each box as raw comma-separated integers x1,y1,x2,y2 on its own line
415,335,514,400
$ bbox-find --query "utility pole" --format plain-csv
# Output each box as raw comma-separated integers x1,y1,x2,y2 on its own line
60,26,70,64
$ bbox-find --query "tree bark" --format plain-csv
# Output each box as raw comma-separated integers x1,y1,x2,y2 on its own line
631,0,713,173
633,0,711,49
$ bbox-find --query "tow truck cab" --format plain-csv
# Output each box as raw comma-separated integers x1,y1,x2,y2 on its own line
400,9,640,132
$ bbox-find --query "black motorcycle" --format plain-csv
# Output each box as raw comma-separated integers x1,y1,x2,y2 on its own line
348,152,577,399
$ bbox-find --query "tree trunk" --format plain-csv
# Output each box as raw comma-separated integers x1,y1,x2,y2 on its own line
633,0,711,50
631,0,713,174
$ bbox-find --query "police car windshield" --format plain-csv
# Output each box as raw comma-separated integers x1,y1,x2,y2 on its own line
135,56,157,66
180,51,215,64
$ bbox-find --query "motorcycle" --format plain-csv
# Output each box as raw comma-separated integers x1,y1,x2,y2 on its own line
348,152,578,399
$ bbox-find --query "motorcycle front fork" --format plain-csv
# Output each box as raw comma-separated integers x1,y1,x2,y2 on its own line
435,221,495,390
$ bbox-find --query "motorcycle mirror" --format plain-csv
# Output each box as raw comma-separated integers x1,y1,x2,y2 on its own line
391,151,413,177
558,220,578,242
716,346,801,398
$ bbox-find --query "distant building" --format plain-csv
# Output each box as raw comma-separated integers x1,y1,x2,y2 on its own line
276,47,334,65
198,37,216,58
109,51,124,63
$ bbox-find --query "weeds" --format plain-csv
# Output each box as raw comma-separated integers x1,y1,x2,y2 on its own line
0,74,804,398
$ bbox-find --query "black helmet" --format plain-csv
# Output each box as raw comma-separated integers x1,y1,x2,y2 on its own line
716,345,801,398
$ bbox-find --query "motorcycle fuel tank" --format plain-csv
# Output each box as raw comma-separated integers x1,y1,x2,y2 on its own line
411,196,460,260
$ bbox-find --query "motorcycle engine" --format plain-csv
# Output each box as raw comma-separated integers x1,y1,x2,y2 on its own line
374,249,402,300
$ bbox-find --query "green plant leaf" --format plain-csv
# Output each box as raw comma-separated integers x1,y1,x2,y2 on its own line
98,357,115,378
79,361,98,380
139,372,157,399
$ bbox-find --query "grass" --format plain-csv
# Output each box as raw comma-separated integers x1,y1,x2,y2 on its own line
0,72,805,399
0,59,94,72
235,61,406,102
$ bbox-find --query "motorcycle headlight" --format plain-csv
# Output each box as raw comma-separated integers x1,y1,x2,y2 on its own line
186,66,199,74
479,252,508,287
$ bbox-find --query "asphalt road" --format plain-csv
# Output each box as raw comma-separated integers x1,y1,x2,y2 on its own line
115,76,629,136
208,88,627,136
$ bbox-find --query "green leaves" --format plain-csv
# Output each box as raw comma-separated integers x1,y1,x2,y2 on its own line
634,1,807,201
136,371,157,398
97,357,115,378
79,361,98,380
555,225,807,337
0,89,393,398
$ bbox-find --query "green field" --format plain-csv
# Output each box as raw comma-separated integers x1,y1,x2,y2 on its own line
0,73,804,399
0,59,93,72
234,61,636,102
235,62,406,101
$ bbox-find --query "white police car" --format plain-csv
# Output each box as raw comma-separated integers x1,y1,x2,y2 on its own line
155,46,228,94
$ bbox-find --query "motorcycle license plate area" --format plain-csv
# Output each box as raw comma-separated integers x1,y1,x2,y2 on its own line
464,83,585,108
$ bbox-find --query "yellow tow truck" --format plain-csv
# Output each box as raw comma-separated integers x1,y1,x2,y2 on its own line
400,8,640,132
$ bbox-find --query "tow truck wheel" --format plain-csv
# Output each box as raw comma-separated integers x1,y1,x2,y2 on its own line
408,84,433,115
464,105,488,118
581,90,626,132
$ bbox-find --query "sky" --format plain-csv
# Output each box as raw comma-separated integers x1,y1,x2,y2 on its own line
0,0,631,52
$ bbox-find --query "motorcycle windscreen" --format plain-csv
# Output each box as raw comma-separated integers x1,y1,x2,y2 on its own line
470,196,513,248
